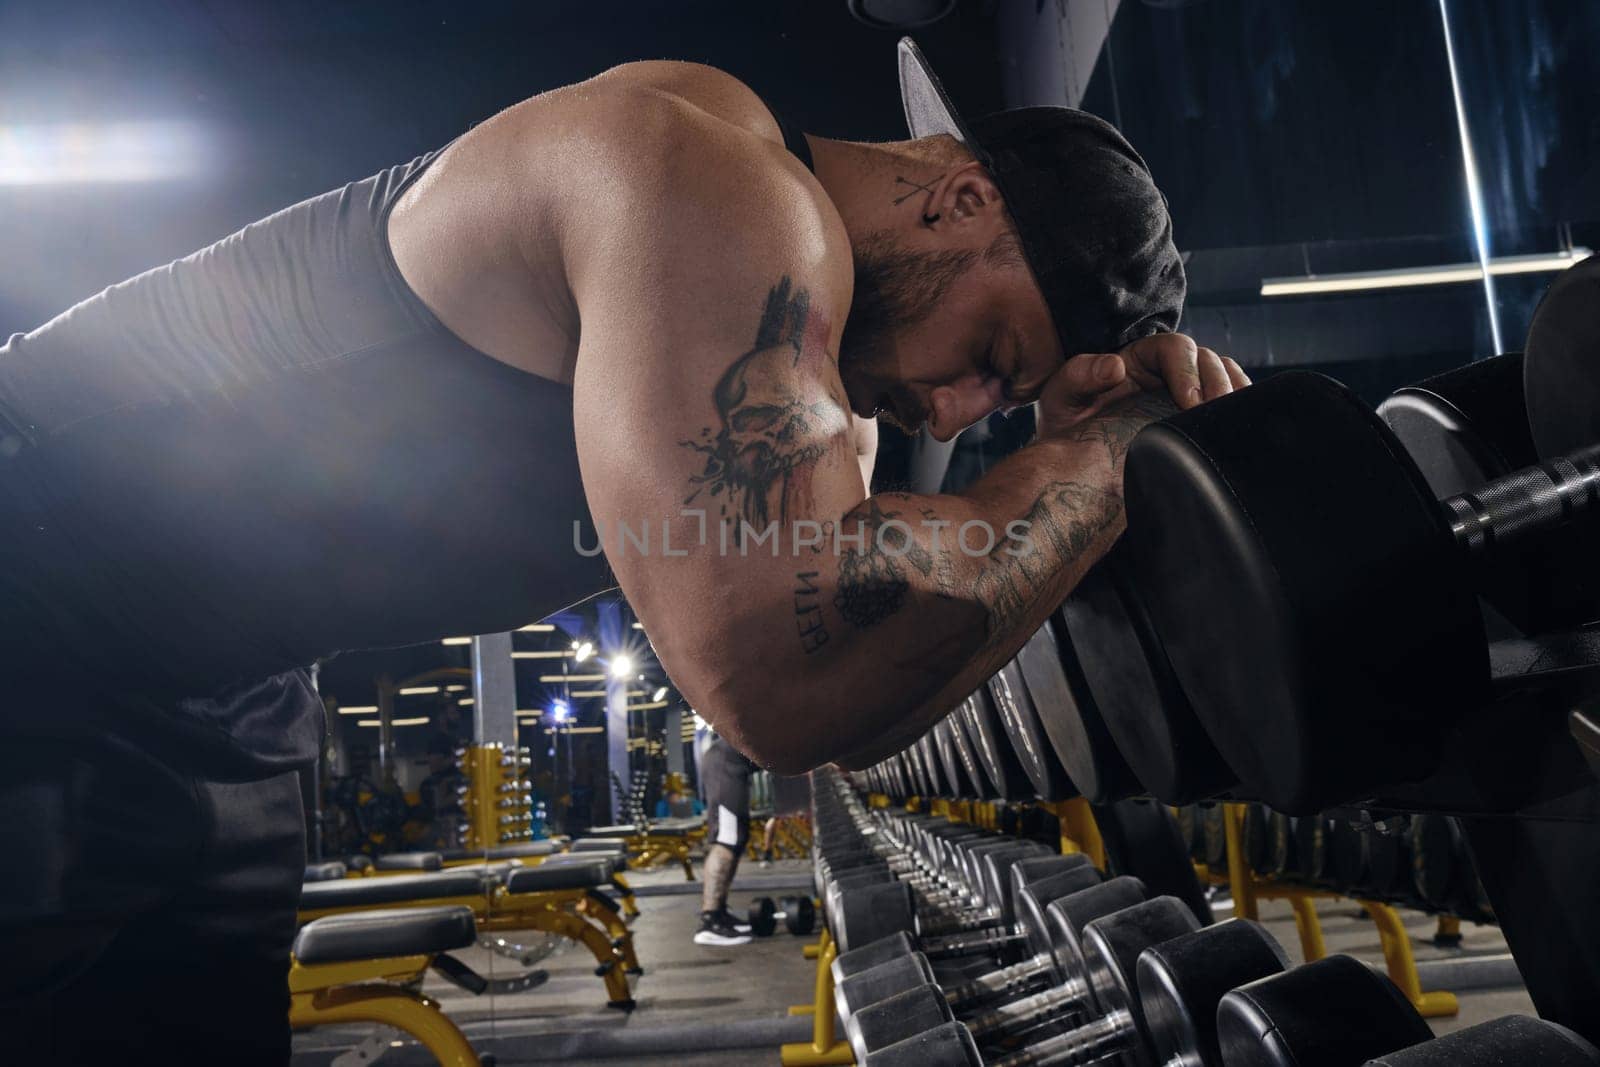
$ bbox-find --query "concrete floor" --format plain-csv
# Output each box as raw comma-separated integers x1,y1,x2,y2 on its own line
291,860,1539,1065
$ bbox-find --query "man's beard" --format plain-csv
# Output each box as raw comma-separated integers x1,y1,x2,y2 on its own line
839,231,977,433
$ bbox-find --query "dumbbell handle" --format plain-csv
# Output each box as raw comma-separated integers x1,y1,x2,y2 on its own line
989,1005,1132,1067
1444,442,1600,561
920,925,1025,961
916,904,1003,938
965,972,1090,1040
944,950,1058,1011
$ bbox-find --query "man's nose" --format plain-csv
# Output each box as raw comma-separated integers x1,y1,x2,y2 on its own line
927,379,1005,443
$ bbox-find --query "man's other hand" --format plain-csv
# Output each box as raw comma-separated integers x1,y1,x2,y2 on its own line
1035,332,1249,438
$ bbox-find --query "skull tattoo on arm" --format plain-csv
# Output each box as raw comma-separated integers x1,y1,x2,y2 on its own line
680,277,851,530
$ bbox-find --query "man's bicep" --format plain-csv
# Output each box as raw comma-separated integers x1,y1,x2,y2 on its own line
572,271,863,721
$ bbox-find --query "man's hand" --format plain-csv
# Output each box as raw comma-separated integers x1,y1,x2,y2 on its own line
1035,332,1249,438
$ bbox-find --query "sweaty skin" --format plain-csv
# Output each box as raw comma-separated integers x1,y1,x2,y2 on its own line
388,61,1245,774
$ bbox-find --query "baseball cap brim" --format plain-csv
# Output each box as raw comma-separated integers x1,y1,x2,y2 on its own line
898,37,985,160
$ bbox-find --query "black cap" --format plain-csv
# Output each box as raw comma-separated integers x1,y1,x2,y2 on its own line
897,38,1186,357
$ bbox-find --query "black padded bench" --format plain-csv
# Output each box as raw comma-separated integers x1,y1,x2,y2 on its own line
304,861,348,882
505,855,619,893
300,870,489,910
293,905,476,965
373,851,444,871
580,824,638,839
439,840,561,862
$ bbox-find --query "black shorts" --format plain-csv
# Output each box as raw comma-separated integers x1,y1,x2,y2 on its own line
701,738,757,855
0,733,305,1063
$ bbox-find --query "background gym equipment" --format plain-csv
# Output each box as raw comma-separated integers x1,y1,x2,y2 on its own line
749,895,818,937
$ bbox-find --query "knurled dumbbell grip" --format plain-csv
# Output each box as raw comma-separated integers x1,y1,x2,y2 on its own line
916,905,1003,937
920,925,1025,960
1444,443,1600,560
987,1005,1133,1067
965,972,1091,1040
943,951,1055,1009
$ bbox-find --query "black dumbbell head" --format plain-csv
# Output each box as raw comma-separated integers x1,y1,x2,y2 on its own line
862,1020,981,1067
1016,864,1107,974
1366,1015,1600,1066
1216,954,1434,1067
845,982,955,1063
1079,895,1202,1040
1044,875,1149,981
833,931,917,985
1122,371,1488,813
834,951,936,1021
1137,918,1290,1067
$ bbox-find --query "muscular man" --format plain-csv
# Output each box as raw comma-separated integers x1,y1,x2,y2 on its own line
695,733,759,946
0,41,1243,1060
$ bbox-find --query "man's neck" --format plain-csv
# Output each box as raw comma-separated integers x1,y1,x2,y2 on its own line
805,135,943,247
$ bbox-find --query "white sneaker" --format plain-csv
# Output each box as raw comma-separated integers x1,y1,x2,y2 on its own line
694,912,753,946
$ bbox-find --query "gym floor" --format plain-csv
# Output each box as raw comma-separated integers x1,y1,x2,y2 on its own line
290,860,1533,1064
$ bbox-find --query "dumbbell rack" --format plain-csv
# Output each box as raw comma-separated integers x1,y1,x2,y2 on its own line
781,783,1111,1067
1201,801,1460,1019
457,742,534,851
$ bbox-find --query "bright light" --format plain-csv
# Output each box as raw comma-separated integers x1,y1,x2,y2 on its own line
445,685,466,692
573,641,594,663
441,637,471,646
519,624,555,632
392,716,430,727
538,673,606,683
515,709,542,718
627,701,668,712
398,686,439,695
458,698,475,706
1260,249,1590,297
337,705,379,715
691,710,707,730
652,686,668,702
512,650,573,659
551,700,571,722
0,120,211,185
609,655,634,679
569,689,608,698
631,622,645,630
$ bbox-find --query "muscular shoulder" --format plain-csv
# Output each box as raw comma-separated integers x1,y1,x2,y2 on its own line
589,60,782,140
558,80,851,345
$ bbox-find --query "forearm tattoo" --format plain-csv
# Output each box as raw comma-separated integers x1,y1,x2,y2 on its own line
832,495,936,630
810,393,1163,656
681,277,850,530
1064,392,1176,466
971,480,1120,652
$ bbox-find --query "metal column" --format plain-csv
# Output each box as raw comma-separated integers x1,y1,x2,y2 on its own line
471,631,518,747
600,600,630,824
665,707,685,777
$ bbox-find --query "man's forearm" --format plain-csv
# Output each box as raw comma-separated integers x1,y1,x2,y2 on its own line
767,392,1172,772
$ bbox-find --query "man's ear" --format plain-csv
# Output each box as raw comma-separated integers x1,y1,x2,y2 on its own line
930,160,1004,227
